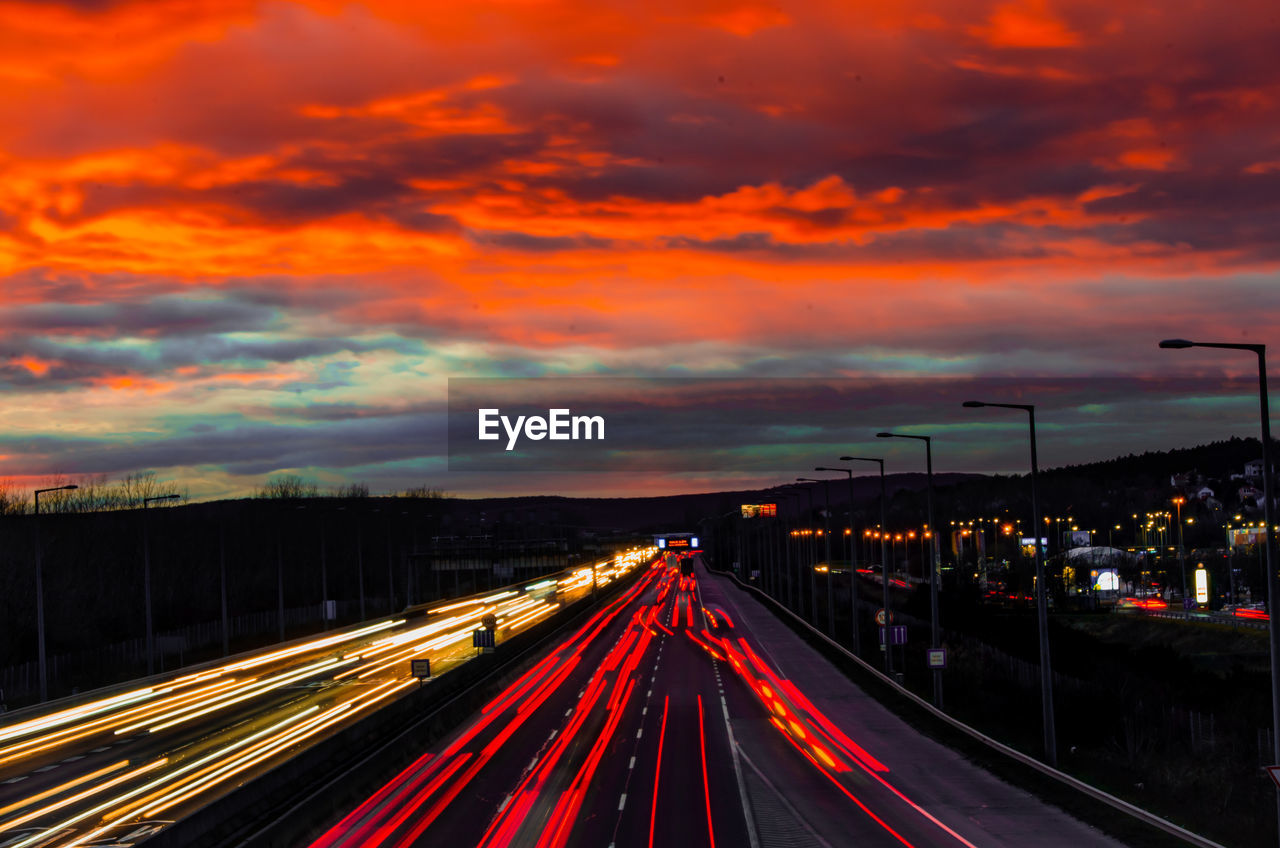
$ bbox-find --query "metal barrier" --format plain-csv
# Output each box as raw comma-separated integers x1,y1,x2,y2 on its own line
713,566,1228,848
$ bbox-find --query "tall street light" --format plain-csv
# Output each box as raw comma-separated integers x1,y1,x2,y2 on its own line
1172,495,1188,601
34,484,78,701
799,476,836,636
840,456,893,677
878,431,944,708
143,493,181,675
1160,337,1279,839
962,400,1057,767
816,466,860,655
776,489,801,611
788,482,819,624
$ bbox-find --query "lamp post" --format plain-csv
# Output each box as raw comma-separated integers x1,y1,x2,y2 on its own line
219,513,229,657
788,483,819,624
876,432,943,707
34,484,78,701
1161,338,1280,839
1172,496,1188,602
143,493,181,675
840,456,893,677
816,466,860,655
800,476,836,636
778,490,801,611
963,400,1057,767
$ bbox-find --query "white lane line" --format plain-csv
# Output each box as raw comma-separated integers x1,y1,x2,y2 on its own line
636,728,643,739
61,755,84,763
34,764,58,773
719,682,761,848
618,793,627,811
629,756,636,769
91,747,110,753
3,776,28,783
642,707,648,716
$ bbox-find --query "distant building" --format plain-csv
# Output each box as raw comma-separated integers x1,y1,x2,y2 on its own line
1171,472,1194,487
1196,486,1215,501
1245,459,1265,478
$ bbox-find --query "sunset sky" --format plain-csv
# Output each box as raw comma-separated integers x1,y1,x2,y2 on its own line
1,0,1278,499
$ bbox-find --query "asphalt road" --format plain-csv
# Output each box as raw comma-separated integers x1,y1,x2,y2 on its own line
0,552,651,848
314,553,1126,848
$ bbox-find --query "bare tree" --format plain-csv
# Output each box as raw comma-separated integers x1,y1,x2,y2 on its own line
255,474,320,499
397,485,450,499
332,482,370,498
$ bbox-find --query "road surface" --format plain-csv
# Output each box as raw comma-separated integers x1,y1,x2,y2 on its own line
313,553,1124,847
0,550,653,848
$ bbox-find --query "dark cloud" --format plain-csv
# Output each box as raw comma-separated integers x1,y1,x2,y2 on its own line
470,231,614,252
0,296,276,337
0,412,446,478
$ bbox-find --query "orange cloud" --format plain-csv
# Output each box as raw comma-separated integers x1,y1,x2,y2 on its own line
971,0,1081,48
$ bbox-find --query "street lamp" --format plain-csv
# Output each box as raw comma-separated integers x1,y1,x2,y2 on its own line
143,493,181,675
877,431,944,708
839,456,893,677
1172,496,1187,601
777,490,801,611
962,399,1057,767
33,484,78,701
816,466,860,655
1161,337,1280,838
790,481,820,625
801,475,837,636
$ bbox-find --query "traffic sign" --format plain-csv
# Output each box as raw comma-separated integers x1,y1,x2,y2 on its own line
875,608,893,626
473,629,495,649
1266,765,1280,790
878,625,907,646
926,648,947,669
410,658,431,679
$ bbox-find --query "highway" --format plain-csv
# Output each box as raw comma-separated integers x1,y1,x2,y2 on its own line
313,553,1124,847
0,549,655,848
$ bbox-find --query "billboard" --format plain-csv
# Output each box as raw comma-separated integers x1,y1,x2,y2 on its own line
1195,567,1209,604
1065,530,1091,548
1231,527,1267,546
741,503,778,518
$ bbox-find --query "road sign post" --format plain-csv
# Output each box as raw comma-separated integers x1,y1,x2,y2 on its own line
927,648,947,669
410,658,431,679
878,625,907,646
473,628,495,652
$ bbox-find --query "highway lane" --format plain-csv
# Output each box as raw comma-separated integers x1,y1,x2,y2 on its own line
316,551,1127,847
0,549,655,848
697,557,1126,848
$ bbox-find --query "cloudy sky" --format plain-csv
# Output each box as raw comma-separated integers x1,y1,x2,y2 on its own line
1,0,1277,498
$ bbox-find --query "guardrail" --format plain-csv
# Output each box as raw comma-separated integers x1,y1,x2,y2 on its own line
1138,608,1268,631
711,565,1227,848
